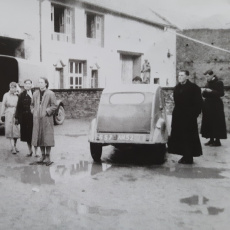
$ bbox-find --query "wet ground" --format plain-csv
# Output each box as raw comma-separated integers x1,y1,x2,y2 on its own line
0,119,230,230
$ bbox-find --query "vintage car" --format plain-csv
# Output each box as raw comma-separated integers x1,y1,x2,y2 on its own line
88,84,169,162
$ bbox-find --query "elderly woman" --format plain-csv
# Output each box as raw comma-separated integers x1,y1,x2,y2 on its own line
31,77,57,165
15,79,38,157
1,82,20,154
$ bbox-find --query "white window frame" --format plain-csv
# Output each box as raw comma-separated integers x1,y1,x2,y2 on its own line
69,61,83,89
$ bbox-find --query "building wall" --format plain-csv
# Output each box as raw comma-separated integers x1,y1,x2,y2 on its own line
177,29,230,87
0,0,40,61
0,0,177,88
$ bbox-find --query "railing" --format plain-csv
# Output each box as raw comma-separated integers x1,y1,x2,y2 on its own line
51,33,72,43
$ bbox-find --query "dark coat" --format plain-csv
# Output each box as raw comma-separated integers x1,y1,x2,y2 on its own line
201,76,227,139
31,89,57,147
15,90,34,143
168,80,203,157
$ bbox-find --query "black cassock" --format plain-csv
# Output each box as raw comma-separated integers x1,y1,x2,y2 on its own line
15,90,34,143
168,80,203,157
201,76,227,139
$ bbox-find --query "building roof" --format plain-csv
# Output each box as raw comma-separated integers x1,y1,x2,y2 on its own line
77,0,178,29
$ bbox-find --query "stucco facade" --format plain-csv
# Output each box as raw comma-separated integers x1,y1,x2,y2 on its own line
0,0,177,90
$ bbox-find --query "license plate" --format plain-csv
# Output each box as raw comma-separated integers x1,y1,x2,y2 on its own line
97,134,134,141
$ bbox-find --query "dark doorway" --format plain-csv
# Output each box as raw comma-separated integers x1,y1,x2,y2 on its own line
0,56,18,101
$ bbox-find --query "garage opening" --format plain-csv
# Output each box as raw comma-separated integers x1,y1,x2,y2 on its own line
0,56,18,101
0,37,25,58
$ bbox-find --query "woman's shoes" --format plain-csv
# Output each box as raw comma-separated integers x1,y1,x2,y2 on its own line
11,147,17,155
26,152,33,157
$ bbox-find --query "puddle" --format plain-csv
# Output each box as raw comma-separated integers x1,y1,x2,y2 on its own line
60,199,126,216
180,195,224,216
6,161,111,185
207,207,224,215
150,166,226,179
180,195,209,206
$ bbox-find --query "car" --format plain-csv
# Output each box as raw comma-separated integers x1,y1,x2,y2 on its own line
53,99,65,125
88,84,169,162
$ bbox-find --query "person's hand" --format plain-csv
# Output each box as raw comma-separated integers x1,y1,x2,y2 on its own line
15,118,19,125
205,88,212,92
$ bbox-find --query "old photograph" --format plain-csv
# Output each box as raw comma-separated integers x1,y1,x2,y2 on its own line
0,0,230,229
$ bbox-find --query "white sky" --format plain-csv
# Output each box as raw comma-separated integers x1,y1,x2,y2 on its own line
131,0,230,29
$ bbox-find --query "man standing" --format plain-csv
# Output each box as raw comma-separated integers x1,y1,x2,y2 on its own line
168,70,203,164
201,70,227,146
31,77,57,165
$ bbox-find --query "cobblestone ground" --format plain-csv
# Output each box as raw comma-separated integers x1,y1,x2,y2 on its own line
0,119,230,230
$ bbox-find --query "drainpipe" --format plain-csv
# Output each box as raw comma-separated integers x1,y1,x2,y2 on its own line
39,0,42,62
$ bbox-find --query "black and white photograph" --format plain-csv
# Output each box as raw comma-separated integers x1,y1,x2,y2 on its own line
0,0,230,229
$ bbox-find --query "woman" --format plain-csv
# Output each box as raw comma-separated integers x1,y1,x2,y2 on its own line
15,79,38,157
31,77,57,165
1,82,20,154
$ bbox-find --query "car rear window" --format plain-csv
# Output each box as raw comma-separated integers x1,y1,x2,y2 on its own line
110,93,144,104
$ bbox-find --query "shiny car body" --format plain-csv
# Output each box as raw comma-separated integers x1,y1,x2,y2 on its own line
88,84,169,162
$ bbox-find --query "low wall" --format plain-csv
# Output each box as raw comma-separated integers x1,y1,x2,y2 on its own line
53,87,230,132
52,88,103,119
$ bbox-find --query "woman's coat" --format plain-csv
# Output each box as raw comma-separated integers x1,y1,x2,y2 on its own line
15,90,34,143
31,89,57,147
1,92,20,139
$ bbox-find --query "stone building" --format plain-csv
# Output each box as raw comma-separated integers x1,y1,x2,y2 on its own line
0,0,178,99
177,29,230,87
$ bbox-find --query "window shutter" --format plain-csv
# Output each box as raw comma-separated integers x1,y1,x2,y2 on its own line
51,5,54,32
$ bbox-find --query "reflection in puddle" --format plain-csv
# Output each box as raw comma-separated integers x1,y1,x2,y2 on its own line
6,165,55,185
60,199,126,216
207,207,224,215
180,195,209,206
6,161,111,185
180,195,224,216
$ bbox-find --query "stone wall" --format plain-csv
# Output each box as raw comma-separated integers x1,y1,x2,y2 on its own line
53,87,230,133
176,29,230,87
52,88,103,119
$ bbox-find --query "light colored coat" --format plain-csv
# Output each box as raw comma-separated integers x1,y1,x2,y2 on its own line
1,92,20,138
31,89,57,147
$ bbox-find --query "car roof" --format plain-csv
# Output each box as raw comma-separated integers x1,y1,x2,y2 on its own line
103,84,161,94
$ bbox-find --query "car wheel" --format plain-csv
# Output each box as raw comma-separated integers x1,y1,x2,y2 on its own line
54,105,65,125
155,144,166,164
150,144,166,164
90,143,102,162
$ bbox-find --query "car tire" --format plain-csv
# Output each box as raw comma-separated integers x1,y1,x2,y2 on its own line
155,144,166,164
54,105,65,125
90,143,102,162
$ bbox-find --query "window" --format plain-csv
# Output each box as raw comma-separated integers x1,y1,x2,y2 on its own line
51,4,74,43
69,61,85,89
110,93,144,104
154,78,160,84
86,12,104,46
